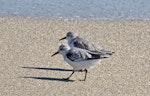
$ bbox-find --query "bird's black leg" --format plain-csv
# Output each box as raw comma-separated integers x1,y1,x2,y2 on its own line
79,69,88,81
83,69,88,81
64,70,75,80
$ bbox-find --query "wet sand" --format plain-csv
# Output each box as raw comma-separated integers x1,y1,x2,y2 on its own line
0,17,150,96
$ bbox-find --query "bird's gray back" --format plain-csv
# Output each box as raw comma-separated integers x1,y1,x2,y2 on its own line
70,36,114,57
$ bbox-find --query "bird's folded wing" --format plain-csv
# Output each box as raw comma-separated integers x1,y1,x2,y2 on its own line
73,36,90,49
66,49,101,62
73,36,103,52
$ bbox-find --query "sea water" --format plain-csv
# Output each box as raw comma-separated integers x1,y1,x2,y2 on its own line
0,0,150,19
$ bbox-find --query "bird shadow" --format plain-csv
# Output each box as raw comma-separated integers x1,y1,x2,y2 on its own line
22,66,73,72
21,76,74,82
21,66,74,82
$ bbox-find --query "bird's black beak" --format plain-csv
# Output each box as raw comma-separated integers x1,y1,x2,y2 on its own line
51,51,59,57
59,37,66,41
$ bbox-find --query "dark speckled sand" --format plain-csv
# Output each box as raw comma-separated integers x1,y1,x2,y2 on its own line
0,17,150,96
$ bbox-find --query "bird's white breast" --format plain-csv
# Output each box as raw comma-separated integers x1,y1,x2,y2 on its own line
64,56,101,70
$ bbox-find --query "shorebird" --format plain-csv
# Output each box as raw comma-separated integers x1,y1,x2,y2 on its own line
59,32,114,56
51,44,109,81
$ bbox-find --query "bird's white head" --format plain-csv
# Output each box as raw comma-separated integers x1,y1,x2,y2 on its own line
51,44,70,57
66,32,75,40
59,32,76,42
58,44,70,55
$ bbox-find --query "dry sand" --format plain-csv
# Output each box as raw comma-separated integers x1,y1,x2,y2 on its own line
0,17,150,96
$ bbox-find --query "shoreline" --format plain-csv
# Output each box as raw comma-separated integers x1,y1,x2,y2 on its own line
0,15,150,21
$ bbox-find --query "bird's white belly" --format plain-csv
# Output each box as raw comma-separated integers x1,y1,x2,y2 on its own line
65,57,101,70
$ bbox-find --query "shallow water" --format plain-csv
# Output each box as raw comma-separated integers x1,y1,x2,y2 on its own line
0,0,150,19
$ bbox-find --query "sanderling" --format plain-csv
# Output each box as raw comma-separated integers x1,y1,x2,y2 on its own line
51,44,108,81
59,32,114,56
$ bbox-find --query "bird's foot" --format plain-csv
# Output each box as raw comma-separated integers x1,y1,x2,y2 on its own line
63,78,70,80
79,79,86,81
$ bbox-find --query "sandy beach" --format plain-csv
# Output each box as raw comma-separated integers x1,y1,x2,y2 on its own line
0,17,150,96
